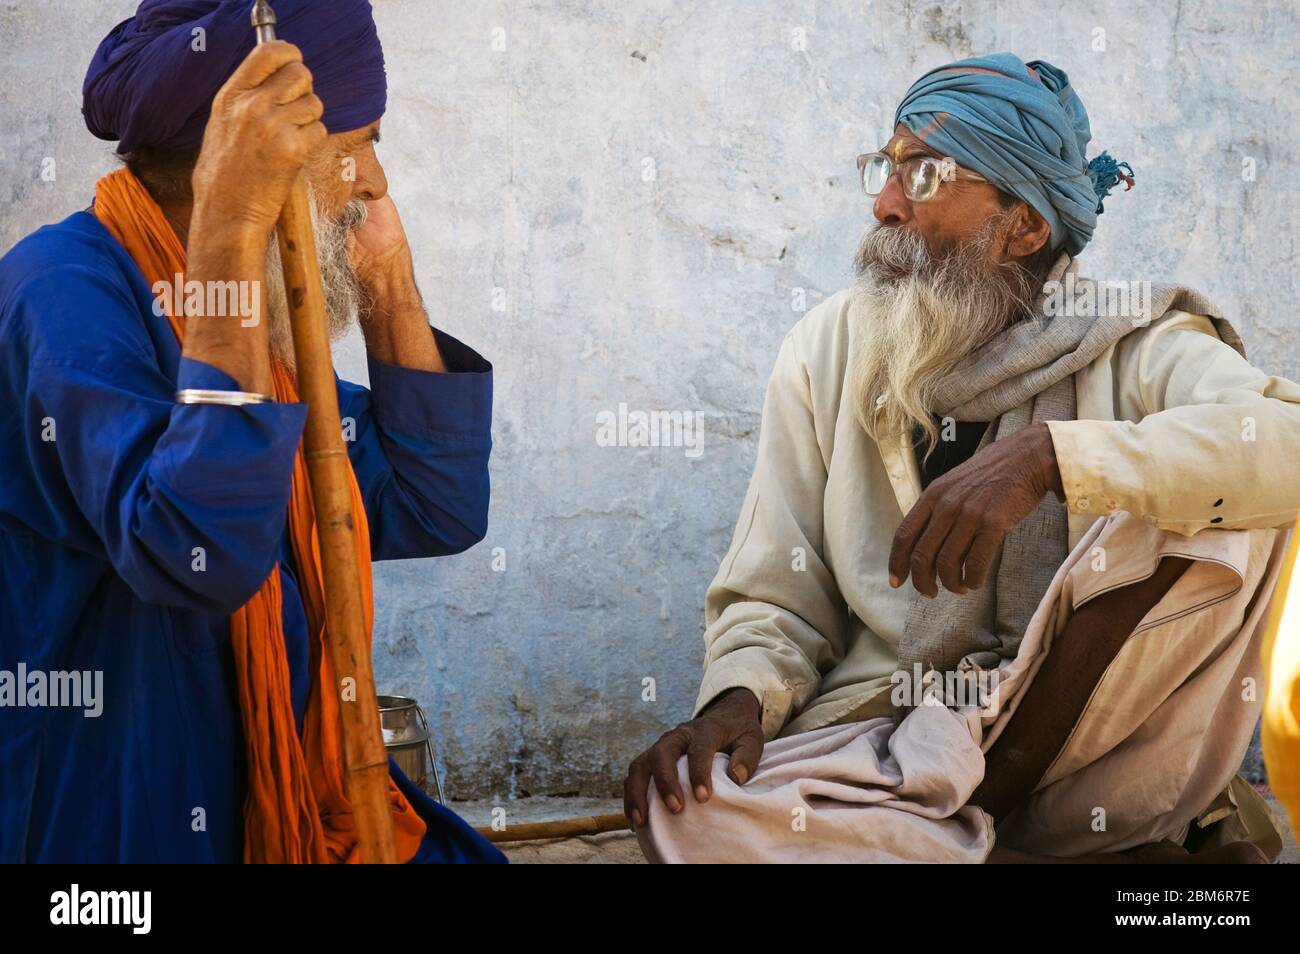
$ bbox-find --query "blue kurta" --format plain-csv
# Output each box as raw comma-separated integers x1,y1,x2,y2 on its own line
0,211,504,863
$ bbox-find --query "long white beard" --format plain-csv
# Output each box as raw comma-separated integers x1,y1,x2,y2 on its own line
262,191,369,371
848,215,1039,459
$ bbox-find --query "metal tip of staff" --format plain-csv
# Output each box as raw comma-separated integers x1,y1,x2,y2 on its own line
251,0,277,42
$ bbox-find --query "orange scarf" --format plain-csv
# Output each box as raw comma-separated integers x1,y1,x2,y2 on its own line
93,168,426,863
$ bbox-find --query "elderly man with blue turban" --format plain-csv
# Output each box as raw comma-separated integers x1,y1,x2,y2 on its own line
628,54,1300,863
0,0,502,862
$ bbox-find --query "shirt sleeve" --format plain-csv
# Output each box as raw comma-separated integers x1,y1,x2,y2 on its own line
1047,311,1300,535
336,327,493,561
13,265,307,614
694,331,850,740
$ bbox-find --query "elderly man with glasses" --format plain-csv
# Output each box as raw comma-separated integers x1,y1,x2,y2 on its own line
625,53,1300,864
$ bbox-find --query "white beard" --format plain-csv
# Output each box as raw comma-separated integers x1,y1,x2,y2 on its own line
848,216,1038,458
262,190,369,371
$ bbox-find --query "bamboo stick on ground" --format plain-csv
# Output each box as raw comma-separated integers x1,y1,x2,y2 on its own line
478,813,631,843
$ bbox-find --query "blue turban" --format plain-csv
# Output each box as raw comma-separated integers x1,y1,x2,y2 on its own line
893,52,1133,256
83,0,386,155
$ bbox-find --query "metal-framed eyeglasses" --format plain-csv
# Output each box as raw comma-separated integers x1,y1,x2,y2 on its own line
857,150,988,203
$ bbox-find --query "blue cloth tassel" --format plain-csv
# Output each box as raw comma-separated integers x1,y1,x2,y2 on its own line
1086,151,1135,214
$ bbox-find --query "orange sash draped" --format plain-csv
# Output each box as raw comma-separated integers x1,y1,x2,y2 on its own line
93,168,426,863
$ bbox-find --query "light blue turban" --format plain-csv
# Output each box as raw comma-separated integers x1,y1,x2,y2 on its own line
893,52,1133,256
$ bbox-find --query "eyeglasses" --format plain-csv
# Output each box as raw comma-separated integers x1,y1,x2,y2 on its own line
857,151,987,203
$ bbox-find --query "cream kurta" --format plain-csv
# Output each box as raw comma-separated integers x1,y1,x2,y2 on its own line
696,288,1300,740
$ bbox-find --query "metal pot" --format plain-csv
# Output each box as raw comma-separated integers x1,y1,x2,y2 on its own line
377,694,444,803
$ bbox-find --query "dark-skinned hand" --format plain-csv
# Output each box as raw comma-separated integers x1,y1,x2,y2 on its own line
889,421,1065,598
622,687,763,831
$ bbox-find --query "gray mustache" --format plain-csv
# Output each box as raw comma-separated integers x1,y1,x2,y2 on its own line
337,199,368,234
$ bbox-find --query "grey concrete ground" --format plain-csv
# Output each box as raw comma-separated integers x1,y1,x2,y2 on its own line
459,793,1298,864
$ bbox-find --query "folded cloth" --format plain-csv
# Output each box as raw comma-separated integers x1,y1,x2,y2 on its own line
639,511,1287,862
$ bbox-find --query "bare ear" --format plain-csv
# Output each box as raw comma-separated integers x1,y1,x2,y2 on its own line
1005,203,1051,259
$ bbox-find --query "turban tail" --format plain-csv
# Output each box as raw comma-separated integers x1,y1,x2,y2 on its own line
893,52,1133,256
83,0,386,155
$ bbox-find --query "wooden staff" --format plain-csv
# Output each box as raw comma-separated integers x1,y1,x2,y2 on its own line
477,813,631,844
252,0,397,864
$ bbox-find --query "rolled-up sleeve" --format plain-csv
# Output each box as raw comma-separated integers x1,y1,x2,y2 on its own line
1047,311,1300,535
338,327,493,560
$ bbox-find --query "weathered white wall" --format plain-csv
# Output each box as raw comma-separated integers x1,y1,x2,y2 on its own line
2,0,1294,797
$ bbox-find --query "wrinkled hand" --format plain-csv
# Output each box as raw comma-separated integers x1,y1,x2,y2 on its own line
191,41,325,240
888,421,1064,598
622,687,763,831
346,193,413,290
